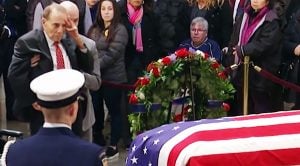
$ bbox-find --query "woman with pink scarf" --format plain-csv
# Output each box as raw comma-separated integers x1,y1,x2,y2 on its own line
223,0,282,115
119,0,162,84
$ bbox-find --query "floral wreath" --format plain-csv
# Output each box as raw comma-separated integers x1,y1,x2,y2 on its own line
128,48,235,137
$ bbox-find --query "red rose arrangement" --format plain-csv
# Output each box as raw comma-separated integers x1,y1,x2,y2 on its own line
128,49,235,138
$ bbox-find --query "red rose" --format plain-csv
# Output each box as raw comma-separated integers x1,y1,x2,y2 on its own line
175,48,189,58
211,61,220,69
161,57,171,65
173,114,182,122
222,102,230,111
129,94,138,104
140,77,150,86
202,52,209,60
217,71,227,80
183,105,191,114
147,63,155,72
152,67,160,77
133,79,141,88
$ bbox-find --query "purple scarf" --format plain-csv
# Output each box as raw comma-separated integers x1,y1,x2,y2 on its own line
239,6,269,45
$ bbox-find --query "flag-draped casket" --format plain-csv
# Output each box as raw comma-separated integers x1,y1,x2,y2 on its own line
126,110,300,166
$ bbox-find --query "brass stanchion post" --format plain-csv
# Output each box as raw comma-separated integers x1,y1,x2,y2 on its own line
243,56,250,115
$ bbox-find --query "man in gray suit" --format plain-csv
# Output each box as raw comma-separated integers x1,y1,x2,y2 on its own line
8,3,99,139
61,0,101,142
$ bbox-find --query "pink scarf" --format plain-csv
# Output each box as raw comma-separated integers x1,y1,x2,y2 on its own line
127,3,143,52
240,6,269,45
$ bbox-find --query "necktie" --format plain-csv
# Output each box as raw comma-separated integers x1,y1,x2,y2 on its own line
54,42,65,69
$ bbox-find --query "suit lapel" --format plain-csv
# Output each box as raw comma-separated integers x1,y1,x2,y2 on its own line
61,36,78,69
38,31,52,61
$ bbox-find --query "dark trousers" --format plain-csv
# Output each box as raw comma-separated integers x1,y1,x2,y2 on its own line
126,57,145,84
91,84,123,146
0,38,15,120
232,87,272,116
72,96,87,137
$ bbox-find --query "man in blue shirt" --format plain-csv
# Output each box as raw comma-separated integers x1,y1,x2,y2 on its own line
179,17,222,62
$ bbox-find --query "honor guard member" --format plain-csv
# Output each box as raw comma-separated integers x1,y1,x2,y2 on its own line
1,69,107,166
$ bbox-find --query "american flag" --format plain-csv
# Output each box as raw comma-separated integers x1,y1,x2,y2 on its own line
126,110,300,166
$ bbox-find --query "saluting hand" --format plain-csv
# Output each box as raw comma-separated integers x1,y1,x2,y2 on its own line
65,17,79,39
65,17,85,49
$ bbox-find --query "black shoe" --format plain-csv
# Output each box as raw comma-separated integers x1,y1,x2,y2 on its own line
106,146,119,160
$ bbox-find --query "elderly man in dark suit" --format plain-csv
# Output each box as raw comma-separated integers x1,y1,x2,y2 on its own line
8,3,94,135
1,69,107,166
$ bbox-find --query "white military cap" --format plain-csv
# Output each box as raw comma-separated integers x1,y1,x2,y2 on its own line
30,69,85,108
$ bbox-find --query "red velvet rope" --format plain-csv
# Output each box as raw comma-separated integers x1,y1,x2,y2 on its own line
101,64,300,94
254,66,300,93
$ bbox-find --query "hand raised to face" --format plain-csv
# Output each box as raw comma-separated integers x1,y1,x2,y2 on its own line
65,16,79,38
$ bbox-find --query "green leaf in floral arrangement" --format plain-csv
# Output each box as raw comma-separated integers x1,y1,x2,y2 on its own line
152,93,162,103
127,49,235,138
169,79,179,90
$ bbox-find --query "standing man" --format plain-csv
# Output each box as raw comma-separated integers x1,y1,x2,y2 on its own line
60,0,101,142
28,0,92,35
8,3,94,135
179,17,222,62
1,69,107,166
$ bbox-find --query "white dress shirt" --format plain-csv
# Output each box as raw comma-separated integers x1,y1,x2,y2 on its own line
44,32,72,70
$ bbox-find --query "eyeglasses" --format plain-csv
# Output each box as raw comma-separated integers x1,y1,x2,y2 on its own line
191,29,207,33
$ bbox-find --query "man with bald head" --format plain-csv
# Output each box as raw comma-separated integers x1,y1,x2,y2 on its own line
8,3,95,135
60,0,101,142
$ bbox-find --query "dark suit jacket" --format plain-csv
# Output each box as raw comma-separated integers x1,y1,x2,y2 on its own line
224,10,282,91
6,127,103,166
8,29,93,121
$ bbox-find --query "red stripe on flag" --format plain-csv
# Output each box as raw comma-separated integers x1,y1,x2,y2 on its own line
167,122,300,166
187,148,300,166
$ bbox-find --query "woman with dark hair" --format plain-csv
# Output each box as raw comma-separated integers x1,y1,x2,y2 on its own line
223,0,282,115
88,0,128,160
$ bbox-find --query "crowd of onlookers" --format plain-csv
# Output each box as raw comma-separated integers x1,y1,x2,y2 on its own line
0,0,300,161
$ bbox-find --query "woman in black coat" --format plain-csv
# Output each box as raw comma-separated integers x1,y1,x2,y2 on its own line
223,0,282,115
119,0,162,84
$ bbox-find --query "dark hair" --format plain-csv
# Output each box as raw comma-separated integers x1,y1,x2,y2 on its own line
91,0,120,43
